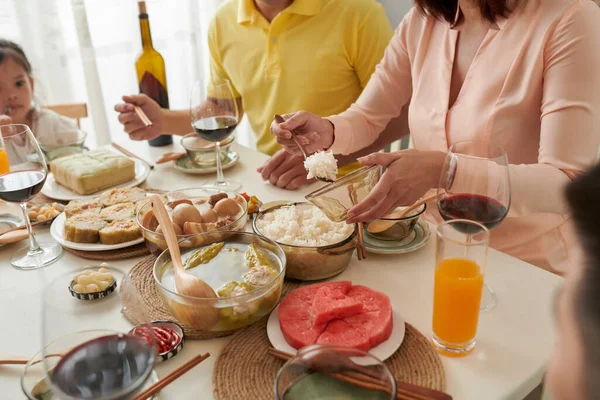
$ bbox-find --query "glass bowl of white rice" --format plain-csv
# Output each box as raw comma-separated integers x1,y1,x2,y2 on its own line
252,203,357,281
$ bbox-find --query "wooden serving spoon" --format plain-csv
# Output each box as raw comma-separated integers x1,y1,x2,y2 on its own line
367,193,437,234
274,114,333,184
149,195,219,329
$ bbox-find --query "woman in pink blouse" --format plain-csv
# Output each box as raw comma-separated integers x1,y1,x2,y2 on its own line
271,0,600,273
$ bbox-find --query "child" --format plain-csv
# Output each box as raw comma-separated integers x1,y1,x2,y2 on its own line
0,39,77,142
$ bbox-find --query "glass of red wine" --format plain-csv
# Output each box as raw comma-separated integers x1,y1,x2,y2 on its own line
0,124,62,269
41,267,159,400
190,79,241,191
437,140,510,312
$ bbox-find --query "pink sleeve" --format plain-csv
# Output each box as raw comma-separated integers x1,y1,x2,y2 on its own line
328,10,415,155
507,1,600,216
453,1,600,217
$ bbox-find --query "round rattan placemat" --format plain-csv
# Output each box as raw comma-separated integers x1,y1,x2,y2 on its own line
63,243,150,260
213,316,445,399
122,256,305,340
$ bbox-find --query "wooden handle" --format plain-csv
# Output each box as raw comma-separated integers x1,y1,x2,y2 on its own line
0,219,46,237
0,355,31,365
149,195,183,274
398,193,437,218
132,353,210,400
111,142,154,169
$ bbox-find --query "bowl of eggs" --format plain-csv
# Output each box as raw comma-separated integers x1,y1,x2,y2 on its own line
136,188,248,256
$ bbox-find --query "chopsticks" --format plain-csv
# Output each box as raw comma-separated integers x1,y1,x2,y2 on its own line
0,220,46,237
111,142,154,169
134,106,153,127
268,348,452,400
132,352,210,400
356,223,367,261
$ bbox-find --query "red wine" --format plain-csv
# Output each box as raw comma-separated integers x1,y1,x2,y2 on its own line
193,116,238,142
439,193,507,233
0,170,46,202
52,334,154,399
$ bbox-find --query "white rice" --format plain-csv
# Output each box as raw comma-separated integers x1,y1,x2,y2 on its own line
256,205,353,247
304,151,338,181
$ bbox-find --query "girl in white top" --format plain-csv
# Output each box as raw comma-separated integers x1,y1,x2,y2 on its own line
0,39,77,143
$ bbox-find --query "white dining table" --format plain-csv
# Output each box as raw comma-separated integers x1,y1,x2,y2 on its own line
0,138,562,400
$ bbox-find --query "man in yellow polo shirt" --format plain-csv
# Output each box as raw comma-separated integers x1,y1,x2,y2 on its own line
115,0,403,189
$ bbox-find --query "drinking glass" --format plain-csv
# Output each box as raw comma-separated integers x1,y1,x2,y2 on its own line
436,140,510,311
432,219,489,356
0,124,62,269
190,79,240,191
275,345,396,400
41,266,158,400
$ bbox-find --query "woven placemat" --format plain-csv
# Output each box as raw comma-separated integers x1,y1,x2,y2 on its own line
213,319,445,399
63,242,150,260
122,255,303,340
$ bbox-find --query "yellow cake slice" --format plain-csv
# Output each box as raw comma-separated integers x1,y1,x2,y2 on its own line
100,202,135,222
100,187,147,207
64,215,107,243
99,219,142,244
49,150,136,195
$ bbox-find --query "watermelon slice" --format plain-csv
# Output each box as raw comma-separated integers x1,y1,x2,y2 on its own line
345,309,393,348
316,319,370,351
291,281,353,303
280,318,327,349
310,287,363,327
346,285,392,312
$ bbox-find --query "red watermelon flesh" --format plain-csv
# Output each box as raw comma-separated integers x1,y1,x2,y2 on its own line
310,287,364,327
278,282,393,352
345,309,393,348
346,285,392,312
316,319,370,351
280,318,327,349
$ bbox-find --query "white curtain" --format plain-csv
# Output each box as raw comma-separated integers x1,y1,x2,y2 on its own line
0,0,259,149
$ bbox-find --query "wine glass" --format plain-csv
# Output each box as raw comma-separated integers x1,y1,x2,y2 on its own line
436,140,510,312
41,266,158,400
190,79,240,191
0,124,62,269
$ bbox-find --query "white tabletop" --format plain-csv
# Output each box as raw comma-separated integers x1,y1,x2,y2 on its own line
0,138,562,400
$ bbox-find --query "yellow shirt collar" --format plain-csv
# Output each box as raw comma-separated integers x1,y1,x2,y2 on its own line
237,0,323,24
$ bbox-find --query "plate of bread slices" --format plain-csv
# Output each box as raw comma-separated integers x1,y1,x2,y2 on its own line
50,187,149,251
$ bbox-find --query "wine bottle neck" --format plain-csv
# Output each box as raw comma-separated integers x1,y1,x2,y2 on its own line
139,15,153,50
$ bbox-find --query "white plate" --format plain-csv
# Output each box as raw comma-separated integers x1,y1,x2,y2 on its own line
41,156,151,202
50,213,144,251
267,305,406,365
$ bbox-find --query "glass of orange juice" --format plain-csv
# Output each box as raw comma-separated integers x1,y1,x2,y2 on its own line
0,134,9,175
432,219,489,356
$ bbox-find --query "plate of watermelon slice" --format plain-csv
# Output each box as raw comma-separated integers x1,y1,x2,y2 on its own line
267,281,406,365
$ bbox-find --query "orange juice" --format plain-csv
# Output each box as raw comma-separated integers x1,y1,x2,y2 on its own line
0,149,9,175
432,258,483,346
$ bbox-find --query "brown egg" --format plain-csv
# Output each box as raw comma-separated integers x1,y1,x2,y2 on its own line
172,203,202,227
156,222,183,236
214,198,240,217
200,208,218,223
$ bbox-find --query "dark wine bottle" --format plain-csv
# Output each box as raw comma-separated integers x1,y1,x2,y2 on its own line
136,1,172,147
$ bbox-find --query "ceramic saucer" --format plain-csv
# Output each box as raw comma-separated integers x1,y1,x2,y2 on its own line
174,152,239,175
363,220,430,254
0,214,25,247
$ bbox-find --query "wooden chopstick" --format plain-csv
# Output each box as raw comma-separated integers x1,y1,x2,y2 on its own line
111,142,154,169
0,220,47,237
356,223,367,261
268,348,451,400
134,106,153,127
132,353,210,400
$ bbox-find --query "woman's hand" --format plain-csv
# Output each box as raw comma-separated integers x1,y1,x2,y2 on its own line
270,111,335,155
346,149,446,224
114,94,165,141
257,149,316,190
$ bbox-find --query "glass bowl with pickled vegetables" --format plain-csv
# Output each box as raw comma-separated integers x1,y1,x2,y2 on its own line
136,188,248,256
153,231,286,332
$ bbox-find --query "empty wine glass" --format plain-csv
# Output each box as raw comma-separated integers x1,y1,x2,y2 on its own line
0,124,62,269
41,266,158,400
190,79,240,191
436,140,511,312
